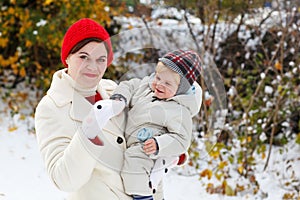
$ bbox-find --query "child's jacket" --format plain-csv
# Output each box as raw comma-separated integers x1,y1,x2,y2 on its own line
114,75,203,157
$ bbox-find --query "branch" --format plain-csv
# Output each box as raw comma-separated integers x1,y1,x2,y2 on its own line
142,16,154,47
183,10,201,53
263,95,283,171
210,0,221,54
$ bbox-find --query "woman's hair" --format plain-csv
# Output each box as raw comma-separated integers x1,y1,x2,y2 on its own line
156,62,180,85
69,37,110,55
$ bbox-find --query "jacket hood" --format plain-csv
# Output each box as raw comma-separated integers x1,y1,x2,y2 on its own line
170,82,202,117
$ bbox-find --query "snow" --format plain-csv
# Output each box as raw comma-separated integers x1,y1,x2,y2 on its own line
233,8,288,28
1,112,300,200
1,114,211,200
264,85,273,94
0,116,67,200
260,73,266,80
36,19,47,27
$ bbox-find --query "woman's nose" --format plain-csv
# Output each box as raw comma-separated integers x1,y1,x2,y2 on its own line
87,60,97,69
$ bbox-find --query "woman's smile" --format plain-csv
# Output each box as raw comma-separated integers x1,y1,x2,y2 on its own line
83,72,98,78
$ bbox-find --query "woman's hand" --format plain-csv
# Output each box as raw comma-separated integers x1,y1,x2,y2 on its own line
143,138,158,155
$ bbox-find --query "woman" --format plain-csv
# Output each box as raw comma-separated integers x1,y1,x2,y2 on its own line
34,18,164,200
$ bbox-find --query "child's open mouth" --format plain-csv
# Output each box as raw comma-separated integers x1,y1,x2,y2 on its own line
156,88,163,94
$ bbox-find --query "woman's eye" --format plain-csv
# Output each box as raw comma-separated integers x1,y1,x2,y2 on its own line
97,58,106,63
80,55,88,60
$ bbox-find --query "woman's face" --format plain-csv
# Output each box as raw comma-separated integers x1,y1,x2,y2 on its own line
152,63,179,99
67,42,108,88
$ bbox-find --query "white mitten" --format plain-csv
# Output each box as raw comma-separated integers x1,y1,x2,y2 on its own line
149,156,179,193
82,99,125,139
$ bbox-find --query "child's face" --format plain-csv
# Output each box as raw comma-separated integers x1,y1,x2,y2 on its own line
152,64,179,99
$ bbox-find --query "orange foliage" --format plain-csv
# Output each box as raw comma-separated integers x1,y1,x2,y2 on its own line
0,0,113,89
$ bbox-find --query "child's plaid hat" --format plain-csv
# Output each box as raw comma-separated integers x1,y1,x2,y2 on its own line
159,50,202,94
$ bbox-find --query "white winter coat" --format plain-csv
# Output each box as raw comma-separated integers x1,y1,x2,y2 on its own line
35,69,163,200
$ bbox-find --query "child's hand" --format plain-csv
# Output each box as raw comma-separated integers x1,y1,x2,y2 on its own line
143,138,157,155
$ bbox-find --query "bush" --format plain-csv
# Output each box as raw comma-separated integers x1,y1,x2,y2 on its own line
0,0,112,90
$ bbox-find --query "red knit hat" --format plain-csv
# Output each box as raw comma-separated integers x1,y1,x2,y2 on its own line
61,18,113,67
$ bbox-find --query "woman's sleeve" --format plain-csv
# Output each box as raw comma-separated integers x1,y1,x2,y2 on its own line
35,97,102,192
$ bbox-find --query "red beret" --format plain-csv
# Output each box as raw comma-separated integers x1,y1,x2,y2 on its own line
61,18,113,67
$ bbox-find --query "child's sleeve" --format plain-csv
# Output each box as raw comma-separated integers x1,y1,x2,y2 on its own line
111,78,142,105
153,107,193,157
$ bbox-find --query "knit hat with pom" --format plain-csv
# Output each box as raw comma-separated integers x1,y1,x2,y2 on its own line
159,50,202,95
61,18,113,67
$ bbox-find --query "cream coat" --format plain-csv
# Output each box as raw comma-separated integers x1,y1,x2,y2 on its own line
115,75,202,195
115,75,202,153
35,69,163,200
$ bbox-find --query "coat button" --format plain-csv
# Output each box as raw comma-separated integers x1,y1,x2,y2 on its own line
117,137,123,144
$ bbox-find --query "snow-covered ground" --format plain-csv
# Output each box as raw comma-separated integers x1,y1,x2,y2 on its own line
0,113,210,200
1,112,299,200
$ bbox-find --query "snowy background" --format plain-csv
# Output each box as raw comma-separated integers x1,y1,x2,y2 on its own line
1,5,300,200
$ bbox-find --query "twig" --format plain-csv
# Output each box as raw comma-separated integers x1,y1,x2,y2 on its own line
263,14,289,170
264,95,282,171
210,0,221,54
141,16,154,47
183,10,201,53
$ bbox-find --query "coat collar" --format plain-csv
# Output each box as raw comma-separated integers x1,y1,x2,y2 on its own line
46,69,116,122
46,69,91,122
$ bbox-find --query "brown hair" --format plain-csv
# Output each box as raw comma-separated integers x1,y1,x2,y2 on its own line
69,38,110,55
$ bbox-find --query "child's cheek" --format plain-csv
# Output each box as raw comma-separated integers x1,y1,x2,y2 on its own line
152,82,156,90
